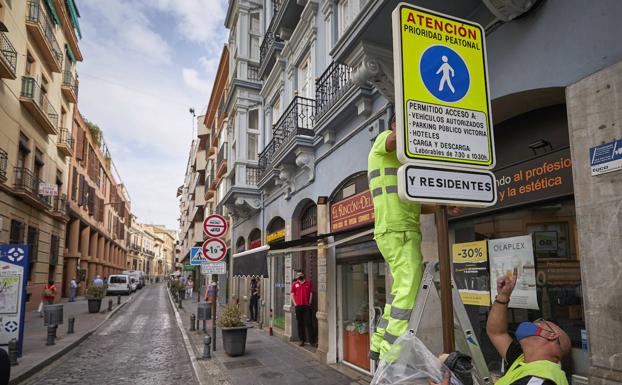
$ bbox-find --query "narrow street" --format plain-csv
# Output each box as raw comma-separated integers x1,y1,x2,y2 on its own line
20,285,198,385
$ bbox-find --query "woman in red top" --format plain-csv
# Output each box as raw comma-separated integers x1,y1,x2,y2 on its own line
42,280,56,305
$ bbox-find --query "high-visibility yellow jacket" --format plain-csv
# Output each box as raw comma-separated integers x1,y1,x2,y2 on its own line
495,354,569,385
368,130,421,236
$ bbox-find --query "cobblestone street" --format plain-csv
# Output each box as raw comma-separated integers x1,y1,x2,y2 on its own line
19,285,197,385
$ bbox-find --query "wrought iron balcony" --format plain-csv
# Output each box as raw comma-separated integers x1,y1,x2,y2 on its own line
217,144,228,171
315,61,353,119
13,167,51,208
0,149,7,181
57,128,73,157
0,32,17,79
272,96,316,153
247,63,260,82
20,76,59,135
26,1,63,72
62,70,79,103
258,140,276,180
246,166,260,186
51,193,68,217
259,30,284,79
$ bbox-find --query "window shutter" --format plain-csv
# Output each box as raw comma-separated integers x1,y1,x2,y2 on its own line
78,174,85,206
75,129,84,160
71,166,78,201
98,197,104,222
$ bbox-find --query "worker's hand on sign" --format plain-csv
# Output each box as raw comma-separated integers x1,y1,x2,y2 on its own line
496,267,518,301
428,370,450,385
446,206,463,216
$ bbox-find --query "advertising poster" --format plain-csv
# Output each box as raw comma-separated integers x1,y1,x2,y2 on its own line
488,235,538,309
452,240,490,306
0,244,30,355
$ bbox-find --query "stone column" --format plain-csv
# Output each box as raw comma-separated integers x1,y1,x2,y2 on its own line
79,226,90,295
64,219,80,297
315,198,330,363
566,60,622,385
97,235,105,277
104,239,110,277
88,231,98,285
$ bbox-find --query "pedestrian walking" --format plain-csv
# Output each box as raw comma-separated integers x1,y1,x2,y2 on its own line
42,280,57,305
249,277,260,322
291,270,315,346
205,282,216,303
69,277,78,302
93,275,104,286
186,278,194,298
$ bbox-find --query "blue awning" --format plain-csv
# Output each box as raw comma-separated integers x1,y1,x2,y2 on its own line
65,0,82,39
45,0,60,25
65,44,75,63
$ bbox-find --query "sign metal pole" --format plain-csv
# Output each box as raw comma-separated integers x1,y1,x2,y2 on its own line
435,205,455,352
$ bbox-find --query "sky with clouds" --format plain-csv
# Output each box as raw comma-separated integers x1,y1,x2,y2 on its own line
76,0,228,230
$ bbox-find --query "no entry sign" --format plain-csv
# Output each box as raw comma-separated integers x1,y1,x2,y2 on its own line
201,238,227,262
203,214,227,237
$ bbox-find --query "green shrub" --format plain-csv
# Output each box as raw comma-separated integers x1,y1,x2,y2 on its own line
86,285,106,300
217,304,245,328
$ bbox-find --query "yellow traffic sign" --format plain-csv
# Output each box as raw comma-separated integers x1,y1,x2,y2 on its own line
393,4,495,169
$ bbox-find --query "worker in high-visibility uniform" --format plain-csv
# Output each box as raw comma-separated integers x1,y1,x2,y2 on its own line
368,116,459,360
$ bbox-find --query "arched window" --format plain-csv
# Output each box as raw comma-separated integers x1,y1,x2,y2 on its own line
248,228,261,249
236,237,246,253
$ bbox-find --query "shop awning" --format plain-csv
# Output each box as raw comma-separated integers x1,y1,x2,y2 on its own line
232,245,269,278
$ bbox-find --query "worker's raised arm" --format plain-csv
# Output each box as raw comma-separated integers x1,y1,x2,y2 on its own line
486,269,517,359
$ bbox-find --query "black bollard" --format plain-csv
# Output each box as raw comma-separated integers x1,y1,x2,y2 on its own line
67,316,75,334
202,319,207,333
203,335,211,359
117,295,121,305
53,324,58,338
190,314,196,331
46,325,56,346
8,338,18,366
108,299,113,311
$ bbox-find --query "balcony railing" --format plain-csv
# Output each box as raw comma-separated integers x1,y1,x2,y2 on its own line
26,1,63,70
57,127,73,154
217,144,228,168
0,32,18,78
13,167,51,206
246,166,260,186
21,76,59,132
258,140,276,180
259,30,283,75
0,149,7,180
62,70,79,101
247,63,260,81
315,61,353,119
52,193,67,215
272,96,316,152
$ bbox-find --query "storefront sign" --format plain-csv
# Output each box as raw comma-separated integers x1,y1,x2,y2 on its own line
183,264,196,271
249,239,261,249
590,139,622,176
0,244,30,355
38,183,58,196
453,148,574,218
398,164,496,207
267,229,285,243
330,190,374,231
452,240,489,306
392,4,494,169
488,235,538,310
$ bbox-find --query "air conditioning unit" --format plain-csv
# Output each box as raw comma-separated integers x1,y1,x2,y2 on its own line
482,0,537,21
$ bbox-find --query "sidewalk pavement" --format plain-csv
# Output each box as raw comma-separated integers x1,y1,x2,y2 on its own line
9,289,136,384
170,290,371,385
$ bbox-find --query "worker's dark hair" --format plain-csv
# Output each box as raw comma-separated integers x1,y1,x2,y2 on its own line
390,112,396,123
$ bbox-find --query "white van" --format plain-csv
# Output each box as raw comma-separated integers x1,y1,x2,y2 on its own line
122,270,145,289
107,275,131,295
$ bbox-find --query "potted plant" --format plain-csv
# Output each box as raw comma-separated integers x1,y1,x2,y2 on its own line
86,285,106,313
218,304,248,357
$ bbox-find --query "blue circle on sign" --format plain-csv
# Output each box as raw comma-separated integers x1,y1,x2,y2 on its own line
419,45,470,103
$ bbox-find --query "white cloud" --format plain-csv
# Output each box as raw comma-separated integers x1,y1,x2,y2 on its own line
182,68,213,94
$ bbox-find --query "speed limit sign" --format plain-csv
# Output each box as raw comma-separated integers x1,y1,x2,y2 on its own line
201,238,227,262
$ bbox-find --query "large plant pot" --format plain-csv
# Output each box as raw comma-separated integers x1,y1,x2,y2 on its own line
221,326,248,357
87,299,102,313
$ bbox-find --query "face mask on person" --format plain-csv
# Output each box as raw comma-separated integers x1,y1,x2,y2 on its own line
516,320,560,345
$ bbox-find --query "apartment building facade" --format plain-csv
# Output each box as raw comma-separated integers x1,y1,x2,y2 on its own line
64,109,130,297
127,215,153,276
0,0,83,309
224,1,622,383
146,224,175,278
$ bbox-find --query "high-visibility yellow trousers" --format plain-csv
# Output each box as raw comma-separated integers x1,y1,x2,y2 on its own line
370,230,423,357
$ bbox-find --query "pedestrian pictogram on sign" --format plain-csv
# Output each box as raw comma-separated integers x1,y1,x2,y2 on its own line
203,214,228,237
393,4,495,169
202,238,227,263
190,246,208,265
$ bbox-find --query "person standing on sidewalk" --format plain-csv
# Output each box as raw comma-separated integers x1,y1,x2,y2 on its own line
93,275,104,286
69,277,78,302
249,278,260,322
291,270,315,346
186,278,194,298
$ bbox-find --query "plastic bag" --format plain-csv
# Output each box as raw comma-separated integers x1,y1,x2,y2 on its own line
371,330,465,385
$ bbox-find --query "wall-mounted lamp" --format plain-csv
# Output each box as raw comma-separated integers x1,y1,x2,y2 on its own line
528,139,553,155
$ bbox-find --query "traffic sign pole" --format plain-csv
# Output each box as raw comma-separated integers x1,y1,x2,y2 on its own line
435,205,455,352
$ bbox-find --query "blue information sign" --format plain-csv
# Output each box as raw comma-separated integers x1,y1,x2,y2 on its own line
0,244,30,355
590,139,622,176
420,45,470,103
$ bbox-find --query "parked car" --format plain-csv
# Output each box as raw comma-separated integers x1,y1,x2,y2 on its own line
129,277,138,292
107,275,131,295
123,270,145,289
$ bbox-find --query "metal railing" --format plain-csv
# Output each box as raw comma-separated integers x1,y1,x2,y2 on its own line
259,31,283,70
246,166,260,186
0,32,18,74
21,76,59,129
52,193,67,214
62,70,79,97
26,1,63,68
217,144,228,168
315,61,353,118
258,140,276,180
247,63,260,81
13,167,51,206
0,149,7,180
272,96,316,152
209,167,215,187
58,128,74,150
